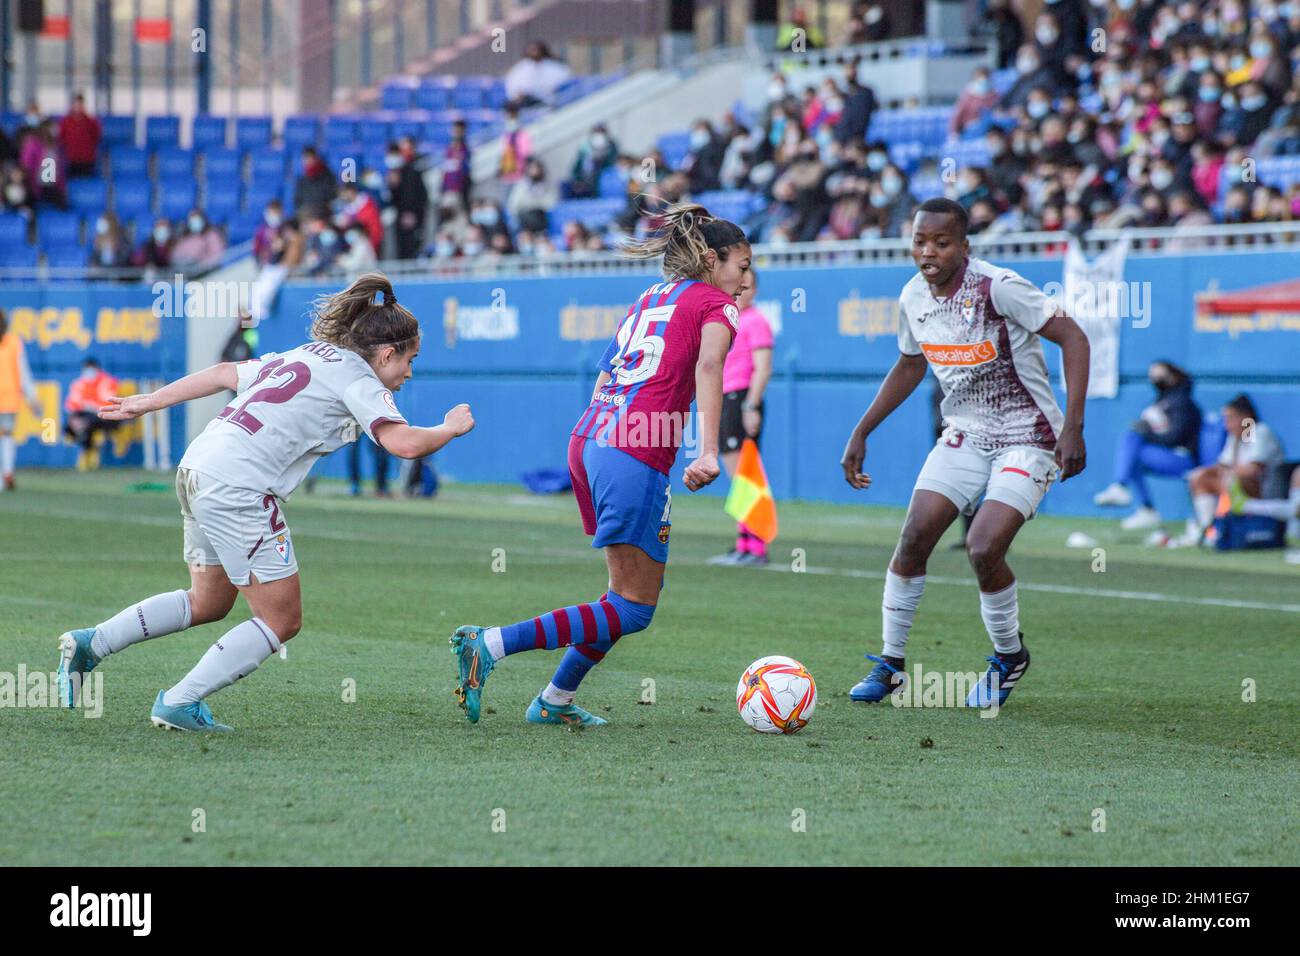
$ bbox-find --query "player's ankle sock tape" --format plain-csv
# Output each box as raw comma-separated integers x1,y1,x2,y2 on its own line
163,617,280,706
498,590,654,656
980,582,1021,655
92,589,192,659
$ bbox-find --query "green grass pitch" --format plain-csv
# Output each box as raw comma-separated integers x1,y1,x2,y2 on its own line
2,469,1297,866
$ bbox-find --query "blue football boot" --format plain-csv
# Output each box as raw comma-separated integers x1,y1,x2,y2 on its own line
526,695,607,727
966,639,1030,709
450,625,495,723
849,654,906,702
149,691,233,732
56,628,101,709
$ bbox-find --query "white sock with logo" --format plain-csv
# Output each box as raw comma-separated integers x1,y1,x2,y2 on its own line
0,435,14,476
1192,493,1218,531
163,618,281,706
881,571,926,659
482,626,504,660
980,582,1022,655
91,589,192,659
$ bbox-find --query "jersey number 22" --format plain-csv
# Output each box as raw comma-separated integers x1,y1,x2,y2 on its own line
218,358,312,435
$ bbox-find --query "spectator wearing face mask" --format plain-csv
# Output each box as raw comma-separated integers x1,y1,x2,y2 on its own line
468,198,508,243
981,0,1024,71
681,120,726,194
504,42,572,111
459,224,489,258
337,182,384,254
876,164,916,237
1,167,33,218
90,212,129,268
20,120,66,207
432,230,460,260
833,63,877,147
302,217,344,275
440,123,472,215
131,218,174,271
568,124,618,199
58,92,102,178
497,106,532,185
253,200,286,266
293,146,337,220
951,68,999,137
169,209,226,270
337,225,378,275
507,158,557,235
1002,45,1071,111
383,139,430,261
719,125,760,190
63,358,119,472
1220,82,1275,146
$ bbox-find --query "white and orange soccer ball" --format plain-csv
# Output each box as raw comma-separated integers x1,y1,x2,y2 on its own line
736,655,817,734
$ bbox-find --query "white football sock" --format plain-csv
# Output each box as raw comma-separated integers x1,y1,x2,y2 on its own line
1242,489,1300,521
163,617,281,706
91,589,192,659
483,626,504,661
1192,493,1218,531
0,435,14,476
980,582,1022,655
541,682,574,706
881,571,926,659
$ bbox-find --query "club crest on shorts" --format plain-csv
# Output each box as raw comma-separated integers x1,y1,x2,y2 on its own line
274,533,291,564
658,524,671,544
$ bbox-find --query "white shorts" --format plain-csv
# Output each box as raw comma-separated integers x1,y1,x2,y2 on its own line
176,468,299,586
914,429,1059,520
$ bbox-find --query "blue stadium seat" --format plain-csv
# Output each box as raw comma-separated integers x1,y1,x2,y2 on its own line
67,178,108,216
597,167,626,198
657,132,691,170
451,85,484,111
192,114,228,149
226,211,263,246
37,211,82,248
358,116,393,144
692,190,756,224
101,115,137,148
45,244,88,269
416,81,453,112
324,116,359,146
381,81,417,111
145,115,181,150
283,115,320,149
205,181,242,222
203,147,242,181
483,81,508,110
235,116,273,150
157,147,195,178
249,148,288,181
159,180,198,219
111,146,149,177
0,245,38,268
244,178,282,213
0,212,29,245
111,177,154,219
391,113,429,142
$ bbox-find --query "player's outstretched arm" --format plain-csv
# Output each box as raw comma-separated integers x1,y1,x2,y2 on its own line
1038,312,1089,481
99,362,240,421
840,352,928,489
683,322,731,492
373,403,475,460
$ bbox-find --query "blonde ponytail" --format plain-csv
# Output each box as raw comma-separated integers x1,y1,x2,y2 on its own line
620,202,749,280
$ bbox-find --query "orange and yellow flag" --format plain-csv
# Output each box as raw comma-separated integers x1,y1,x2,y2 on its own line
724,438,778,543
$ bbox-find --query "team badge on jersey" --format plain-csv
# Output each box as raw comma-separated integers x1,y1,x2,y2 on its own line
382,390,398,413
960,296,977,325
724,303,740,330
274,533,292,564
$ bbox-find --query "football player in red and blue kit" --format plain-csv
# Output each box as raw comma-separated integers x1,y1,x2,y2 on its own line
450,204,751,726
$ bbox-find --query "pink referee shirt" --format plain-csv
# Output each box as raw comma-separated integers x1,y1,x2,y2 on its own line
722,306,774,394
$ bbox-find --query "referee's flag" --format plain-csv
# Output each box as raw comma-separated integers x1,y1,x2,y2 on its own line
724,438,778,543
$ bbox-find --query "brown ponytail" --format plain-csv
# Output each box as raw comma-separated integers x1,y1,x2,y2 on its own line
309,272,420,360
620,202,749,281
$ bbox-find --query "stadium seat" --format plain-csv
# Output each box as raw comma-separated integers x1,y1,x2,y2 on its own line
236,115,273,150
0,244,38,268
244,178,282,213
145,115,181,150
204,181,242,222
67,178,108,216
45,244,88,270
381,80,417,111
226,211,264,246
36,210,82,248
0,212,29,245
249,148,288,181
597,167,626,199
110,146,149,178
101,115,138,148
192,114,228,149
283,115,320,149
203,147,242,182
416,81,453,112
159,180,198,219
657,131,691,169
324,116,360,146
111,177,154,219
358,116,393,144
390,113,429,142
156,147,195,178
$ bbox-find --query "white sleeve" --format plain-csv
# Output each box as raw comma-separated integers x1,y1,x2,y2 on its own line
990,268,1053,333
235,352,279,395
342,375,407,442
1238,427,1282,466
897,298,922,356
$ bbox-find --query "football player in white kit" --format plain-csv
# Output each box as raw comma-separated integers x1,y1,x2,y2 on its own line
55,273,475,731
840,199,1091,708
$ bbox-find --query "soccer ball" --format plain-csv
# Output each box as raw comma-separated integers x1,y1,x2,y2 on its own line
736,655,817,734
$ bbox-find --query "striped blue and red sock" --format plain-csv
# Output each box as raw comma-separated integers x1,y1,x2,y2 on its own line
484,590,655,661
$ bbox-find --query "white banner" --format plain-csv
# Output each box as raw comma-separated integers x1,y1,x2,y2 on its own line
1060,237,1127,399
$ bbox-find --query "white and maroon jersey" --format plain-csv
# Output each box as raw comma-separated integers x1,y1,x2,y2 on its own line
898,256,1064,450
180,342,406,499
572,278,738,474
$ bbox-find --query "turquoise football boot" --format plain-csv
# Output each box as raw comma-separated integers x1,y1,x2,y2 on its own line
56,628,101,709
150,690,233,732
450,625,495,723
526,695,608,727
